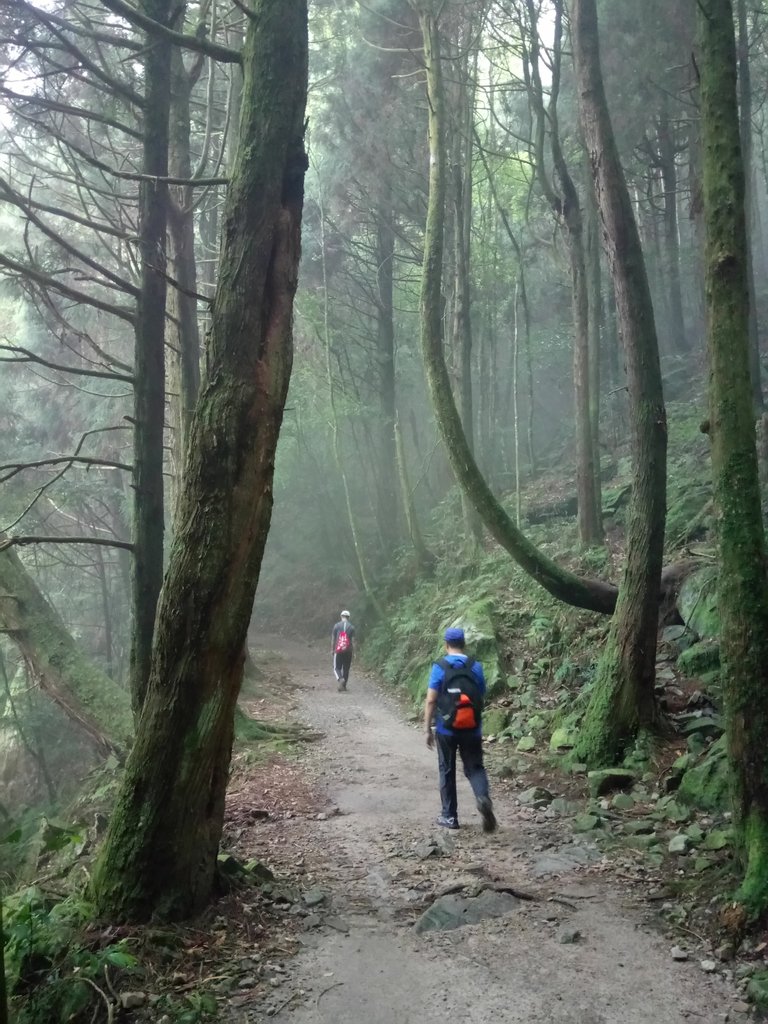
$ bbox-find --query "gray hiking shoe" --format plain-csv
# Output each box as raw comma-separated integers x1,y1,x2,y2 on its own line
436,814,459,830
477,796,497,833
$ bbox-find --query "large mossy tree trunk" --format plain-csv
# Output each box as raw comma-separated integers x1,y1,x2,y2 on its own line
699,0,768,919
130,0,173,717
571,0,668,766
92,0,308,922
415,2,617,615
0,544,132,755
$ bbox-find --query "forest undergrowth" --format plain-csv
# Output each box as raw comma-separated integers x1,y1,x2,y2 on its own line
3,397,766,1023
361,395,768,994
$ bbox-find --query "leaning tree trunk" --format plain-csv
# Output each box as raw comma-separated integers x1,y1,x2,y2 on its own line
0,544,132,755
699,0,768,919
92,0,309,922
571,0,668,766
130,0,173,717
416,4,618,614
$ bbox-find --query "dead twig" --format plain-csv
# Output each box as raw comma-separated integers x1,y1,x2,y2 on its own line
80,976,114,1024
316,981,344,1008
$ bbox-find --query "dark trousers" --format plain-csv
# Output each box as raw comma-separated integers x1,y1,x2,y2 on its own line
335,649,352,683
436,731,489,822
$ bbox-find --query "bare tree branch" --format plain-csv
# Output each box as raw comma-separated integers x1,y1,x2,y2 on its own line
0,253,136,324
0,344,134,382
0,536,134,552
0,456,133,484
99,0,242,64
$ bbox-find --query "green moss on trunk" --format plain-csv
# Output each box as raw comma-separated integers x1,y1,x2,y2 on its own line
92,0,309,922
415,8,617,617
130,0,172,715
572,0,667,766
699,0,768,920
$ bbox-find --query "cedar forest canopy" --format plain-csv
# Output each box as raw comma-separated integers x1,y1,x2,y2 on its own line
0,0,767,985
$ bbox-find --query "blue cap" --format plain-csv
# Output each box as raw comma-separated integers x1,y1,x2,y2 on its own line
444,627,465,644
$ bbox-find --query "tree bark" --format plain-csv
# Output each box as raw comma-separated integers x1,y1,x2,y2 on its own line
585,155,604,530
375,192,403,551
525,0,601,546
415,3,618,615
130,0,173,717
168,42,202,474
656,101,689,353
699,0,768,919
571,0,668,765
92,0,309,921
737,0,763,414
0,894,7,1024
450,37,483,546
0,544,132,756
394,414,434,571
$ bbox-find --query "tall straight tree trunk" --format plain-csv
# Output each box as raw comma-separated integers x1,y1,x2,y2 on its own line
415,3,618,615
699,0,768,918
375,193,402,551
512,279,522,525
130,0,172,717
525,0,601,545
585,157,603,528
477,139,537,472
168,44,202,473
451,51,483,546
394,414,434,570
319,198,382,611
737,0,764,414
0,895,6,1024
657,102,689,353
92,0,309,921
572,0,668,766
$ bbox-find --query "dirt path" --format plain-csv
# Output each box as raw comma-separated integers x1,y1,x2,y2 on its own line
228,639,734,1024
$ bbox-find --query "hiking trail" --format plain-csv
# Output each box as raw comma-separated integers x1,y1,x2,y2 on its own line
224,638,734,1024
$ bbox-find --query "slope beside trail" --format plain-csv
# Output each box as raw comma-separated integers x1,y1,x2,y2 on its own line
226,638,733,1024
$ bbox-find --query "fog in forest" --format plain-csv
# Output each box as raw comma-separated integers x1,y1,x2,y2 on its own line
2,0,768,1020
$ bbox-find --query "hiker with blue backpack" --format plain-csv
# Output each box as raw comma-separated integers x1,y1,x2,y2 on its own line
423,627,497,832
332,610,355,692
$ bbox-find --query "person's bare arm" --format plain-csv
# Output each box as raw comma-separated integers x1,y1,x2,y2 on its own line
424,689,438,748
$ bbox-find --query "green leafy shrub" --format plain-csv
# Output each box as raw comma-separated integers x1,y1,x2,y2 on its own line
6,887,139,1022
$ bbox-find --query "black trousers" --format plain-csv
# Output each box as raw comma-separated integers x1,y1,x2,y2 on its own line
436,731,490,822
335,649,352,683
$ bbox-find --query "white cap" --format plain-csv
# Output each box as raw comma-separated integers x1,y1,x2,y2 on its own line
341,609,351,618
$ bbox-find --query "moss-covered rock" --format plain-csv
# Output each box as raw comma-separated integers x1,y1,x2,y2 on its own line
587,768,636,797
550,727,575,751
449,599,502,696
482,708,509,737
677,736,729,812
678,566,719,639
677,640,720,677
